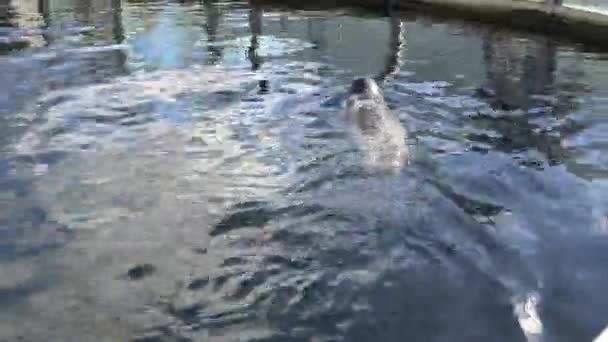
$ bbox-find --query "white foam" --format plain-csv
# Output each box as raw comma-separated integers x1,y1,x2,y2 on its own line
514,292,543,342
594,326,608,342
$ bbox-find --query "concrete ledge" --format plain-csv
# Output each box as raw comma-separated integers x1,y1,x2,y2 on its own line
249,0,608,49
408,0,608,48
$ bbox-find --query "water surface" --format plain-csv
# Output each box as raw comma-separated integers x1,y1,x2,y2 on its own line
1,1,608,341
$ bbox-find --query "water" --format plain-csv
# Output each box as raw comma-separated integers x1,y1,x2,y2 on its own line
1,1,608,341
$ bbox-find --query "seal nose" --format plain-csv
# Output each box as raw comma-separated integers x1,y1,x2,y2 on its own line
350,78,372,95
349,78,382,100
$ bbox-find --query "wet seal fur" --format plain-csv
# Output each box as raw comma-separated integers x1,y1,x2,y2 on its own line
343,78,408,174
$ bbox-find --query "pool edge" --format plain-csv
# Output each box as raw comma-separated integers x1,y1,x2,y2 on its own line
248,0,608,49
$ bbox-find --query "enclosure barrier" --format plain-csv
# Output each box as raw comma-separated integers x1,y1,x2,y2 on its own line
250,0,608,48
408,0,608,47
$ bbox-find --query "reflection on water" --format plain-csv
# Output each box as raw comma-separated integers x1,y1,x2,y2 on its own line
1,0,608,341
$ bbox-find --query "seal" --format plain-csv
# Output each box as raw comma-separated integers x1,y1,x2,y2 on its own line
343,78,408,174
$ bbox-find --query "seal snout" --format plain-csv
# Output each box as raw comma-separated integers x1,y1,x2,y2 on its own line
349,78,382,99
350,78,373,94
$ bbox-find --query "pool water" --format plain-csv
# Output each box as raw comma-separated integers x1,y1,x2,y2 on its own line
1,1,608,341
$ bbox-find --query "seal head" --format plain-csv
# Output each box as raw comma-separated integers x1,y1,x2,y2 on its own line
349,78,384,102
343,77,409,174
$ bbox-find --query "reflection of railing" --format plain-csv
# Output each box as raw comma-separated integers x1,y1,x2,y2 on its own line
481,31,559,111
246,2,406,82
247,4,263,71
476,28,590,167
203,0,223,65
376,13,405,83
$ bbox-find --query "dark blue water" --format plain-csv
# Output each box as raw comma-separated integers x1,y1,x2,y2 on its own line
1,1,608,341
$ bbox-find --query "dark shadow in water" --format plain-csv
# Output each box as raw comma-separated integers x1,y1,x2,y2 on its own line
0,272,62,310
260,269,527,342
0,168,72,263
199,189,536,342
